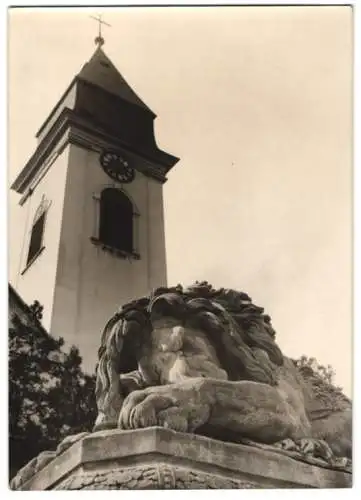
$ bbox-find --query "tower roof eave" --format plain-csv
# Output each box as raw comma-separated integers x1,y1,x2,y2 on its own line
11,109,179,195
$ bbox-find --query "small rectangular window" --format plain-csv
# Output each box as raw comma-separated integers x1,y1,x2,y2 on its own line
27,212,45,265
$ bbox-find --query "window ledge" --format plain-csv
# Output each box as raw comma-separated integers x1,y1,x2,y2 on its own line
90,237,140,260
20,246,46,275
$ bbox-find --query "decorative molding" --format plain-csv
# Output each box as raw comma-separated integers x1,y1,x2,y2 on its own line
68,123,168,183
11,106,177,196
11,428,352,491
11,108,73,194
90,237,140,261
56,465,258,490
18,140,68,205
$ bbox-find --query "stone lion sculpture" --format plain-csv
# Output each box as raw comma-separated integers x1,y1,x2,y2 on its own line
10,281,352,489
94,282,352,461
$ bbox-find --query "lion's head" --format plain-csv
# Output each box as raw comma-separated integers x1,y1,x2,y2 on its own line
95,282,285,420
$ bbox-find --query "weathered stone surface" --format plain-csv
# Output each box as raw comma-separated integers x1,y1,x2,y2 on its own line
57,465,258,490
10,283,352,490
15,428,352,490
94,283,352,463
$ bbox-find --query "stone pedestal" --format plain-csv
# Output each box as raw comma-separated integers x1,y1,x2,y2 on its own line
15,427,352,490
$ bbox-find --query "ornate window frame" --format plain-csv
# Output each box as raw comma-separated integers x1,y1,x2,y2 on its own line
90,185,140,260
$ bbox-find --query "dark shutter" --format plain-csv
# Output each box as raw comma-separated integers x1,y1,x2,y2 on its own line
99,189,133,253
27,212,45,264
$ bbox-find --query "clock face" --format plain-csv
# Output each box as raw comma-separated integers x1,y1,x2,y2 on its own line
100,151,135,183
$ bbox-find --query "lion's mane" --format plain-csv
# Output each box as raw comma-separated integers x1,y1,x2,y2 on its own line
95,282,284,418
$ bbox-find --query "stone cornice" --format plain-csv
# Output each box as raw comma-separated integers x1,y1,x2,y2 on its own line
67,117,170,183
11,108,73,194
13,427,352,490
11,108,177,195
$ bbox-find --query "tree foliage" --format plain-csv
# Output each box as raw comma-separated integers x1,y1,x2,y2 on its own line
9,314,97,478
293,355,351,411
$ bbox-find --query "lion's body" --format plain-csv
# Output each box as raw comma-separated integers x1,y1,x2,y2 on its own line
94,282,352,459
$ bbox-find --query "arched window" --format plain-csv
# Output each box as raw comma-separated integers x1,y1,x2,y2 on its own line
98,188,134,254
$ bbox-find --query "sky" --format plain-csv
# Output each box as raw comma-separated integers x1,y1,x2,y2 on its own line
7,5,353,395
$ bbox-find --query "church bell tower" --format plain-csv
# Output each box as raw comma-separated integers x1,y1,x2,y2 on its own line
11,40,179,372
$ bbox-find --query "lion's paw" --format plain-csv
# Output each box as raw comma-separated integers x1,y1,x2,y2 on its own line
118,389,176,430
118,383,211,433
273,437,334,462
295,438,334,461
273,438,298,452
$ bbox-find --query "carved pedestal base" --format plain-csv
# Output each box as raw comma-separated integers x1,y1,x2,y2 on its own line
14,428,352,490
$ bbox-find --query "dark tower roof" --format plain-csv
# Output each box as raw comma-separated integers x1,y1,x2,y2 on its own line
11,46,179,194
77,47,154,115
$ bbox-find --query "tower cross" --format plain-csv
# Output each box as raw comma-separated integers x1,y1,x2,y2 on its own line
90,14,111,47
